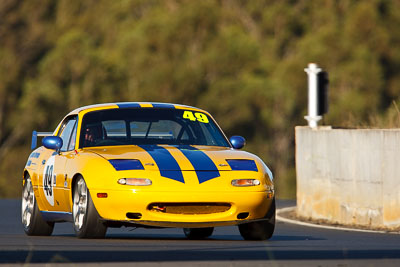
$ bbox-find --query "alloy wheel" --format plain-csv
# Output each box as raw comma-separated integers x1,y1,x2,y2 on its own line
73,178,88,230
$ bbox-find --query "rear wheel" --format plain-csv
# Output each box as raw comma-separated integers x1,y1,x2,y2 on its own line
72,176,107,238
183,227,214,239
238,198,275,240
21,175,54,236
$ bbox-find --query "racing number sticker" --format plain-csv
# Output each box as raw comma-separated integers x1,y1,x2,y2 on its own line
183,111,209,123
42,155,55,206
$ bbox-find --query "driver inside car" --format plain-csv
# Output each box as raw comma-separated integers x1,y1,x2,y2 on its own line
83,124,103,147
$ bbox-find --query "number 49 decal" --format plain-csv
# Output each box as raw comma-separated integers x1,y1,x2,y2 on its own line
183,111,209,123
42,155,55,206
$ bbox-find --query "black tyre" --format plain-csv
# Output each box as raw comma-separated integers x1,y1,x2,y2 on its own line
72,176,107,238
238,198,275,240
183,227,214,239
21,175,54,236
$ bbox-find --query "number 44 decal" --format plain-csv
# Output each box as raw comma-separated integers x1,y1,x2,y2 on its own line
183,111,209,123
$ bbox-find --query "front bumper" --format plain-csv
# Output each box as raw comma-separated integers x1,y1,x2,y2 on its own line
90,189,274,228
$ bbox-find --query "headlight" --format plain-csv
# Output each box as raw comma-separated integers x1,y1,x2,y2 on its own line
118,178,152,186
109,159,144,171
226,159,258,171
231,179,260,187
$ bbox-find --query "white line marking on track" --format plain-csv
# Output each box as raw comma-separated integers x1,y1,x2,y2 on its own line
276,206,400,235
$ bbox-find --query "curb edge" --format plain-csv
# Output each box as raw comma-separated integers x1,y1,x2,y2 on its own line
276,206,399,235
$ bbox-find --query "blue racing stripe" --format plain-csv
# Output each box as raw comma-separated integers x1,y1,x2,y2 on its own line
177,145,220,183
139,145,184,183
116,102,141,108
151,103,175,109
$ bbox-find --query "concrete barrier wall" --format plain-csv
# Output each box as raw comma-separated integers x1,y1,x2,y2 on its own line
295,126,400,230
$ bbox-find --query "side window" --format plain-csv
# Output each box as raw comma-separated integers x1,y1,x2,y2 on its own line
68,122,78,151
58,117,77,152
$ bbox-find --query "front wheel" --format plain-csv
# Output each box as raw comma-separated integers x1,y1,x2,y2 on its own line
21,175,54,236
72,176,107,238
238,198,275,240
183,227,214,239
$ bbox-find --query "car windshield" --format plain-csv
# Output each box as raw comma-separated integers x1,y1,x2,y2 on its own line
79,108,230,148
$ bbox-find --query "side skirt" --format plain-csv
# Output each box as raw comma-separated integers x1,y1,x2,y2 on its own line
40,211,73,222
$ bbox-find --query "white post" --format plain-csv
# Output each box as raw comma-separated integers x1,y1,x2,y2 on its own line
304,63,322,128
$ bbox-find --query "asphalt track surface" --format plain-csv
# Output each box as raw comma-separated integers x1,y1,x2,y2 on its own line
1,199,400,266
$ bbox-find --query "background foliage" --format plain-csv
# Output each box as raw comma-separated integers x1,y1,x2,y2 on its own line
1,0,400,198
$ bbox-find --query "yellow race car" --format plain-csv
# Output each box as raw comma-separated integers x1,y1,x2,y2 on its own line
22,102,275,240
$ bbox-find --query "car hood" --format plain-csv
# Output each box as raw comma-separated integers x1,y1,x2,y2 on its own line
85,145,261,172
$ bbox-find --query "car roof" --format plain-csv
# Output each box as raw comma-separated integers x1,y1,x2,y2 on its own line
67,102,209,116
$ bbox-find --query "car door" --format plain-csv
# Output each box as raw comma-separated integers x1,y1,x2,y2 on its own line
38,116,77,212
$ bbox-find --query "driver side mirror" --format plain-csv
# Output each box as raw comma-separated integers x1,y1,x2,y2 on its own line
230,136,245,149
42,136,63,152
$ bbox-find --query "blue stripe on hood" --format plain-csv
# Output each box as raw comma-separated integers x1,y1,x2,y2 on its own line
139,145,184,183
177,145,220,184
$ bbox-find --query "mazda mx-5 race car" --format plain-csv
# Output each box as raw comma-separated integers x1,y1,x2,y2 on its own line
22,102,275,240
